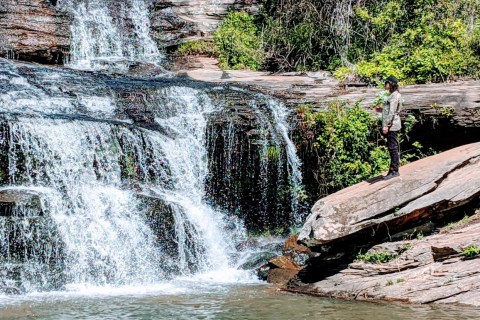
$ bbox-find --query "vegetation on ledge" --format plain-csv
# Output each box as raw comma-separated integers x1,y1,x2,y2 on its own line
294,101,430,197
212,1,480,84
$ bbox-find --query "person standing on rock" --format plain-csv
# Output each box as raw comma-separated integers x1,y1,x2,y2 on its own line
375,76,402,179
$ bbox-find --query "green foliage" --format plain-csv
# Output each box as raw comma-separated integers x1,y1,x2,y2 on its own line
256,0,480,82
214,11,264,70
386,279,394,286
356,250,397,264
371,91,391,107
444,215,470,232
175,40,219,57
463,245,480,259
298,101,390,194
416,231,424,240
261,1,336,71
265,145,281,161
352,0,480,83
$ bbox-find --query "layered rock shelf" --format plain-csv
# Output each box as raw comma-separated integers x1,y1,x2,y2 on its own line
287,212,480,306
268,142,480,307
178,58,480,128
298,143,480,247
0,0,72,64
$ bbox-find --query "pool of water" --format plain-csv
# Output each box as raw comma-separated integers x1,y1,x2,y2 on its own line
1,280,479,320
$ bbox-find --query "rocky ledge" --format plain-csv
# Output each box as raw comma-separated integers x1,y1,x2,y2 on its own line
178,57,480,129
287,214,480,306
0,0,72,64
265,142,480,307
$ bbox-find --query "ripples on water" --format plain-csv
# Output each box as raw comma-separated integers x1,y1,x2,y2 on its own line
1,283,479,320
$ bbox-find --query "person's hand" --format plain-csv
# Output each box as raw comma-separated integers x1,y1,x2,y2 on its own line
382,127,389,135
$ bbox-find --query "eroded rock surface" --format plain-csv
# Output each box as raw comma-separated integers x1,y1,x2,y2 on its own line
288,214,480,306
178,57,480,128
0,0,71,63
151,0,258,47
298,142,480,247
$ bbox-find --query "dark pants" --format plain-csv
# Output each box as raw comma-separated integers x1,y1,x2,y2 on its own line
386,131,400,172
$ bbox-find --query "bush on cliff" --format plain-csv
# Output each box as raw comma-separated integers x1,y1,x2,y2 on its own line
347,0,480,83
297,102,390,196
214,11,264,70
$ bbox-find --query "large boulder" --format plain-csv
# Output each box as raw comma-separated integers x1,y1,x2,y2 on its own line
298,142,480,248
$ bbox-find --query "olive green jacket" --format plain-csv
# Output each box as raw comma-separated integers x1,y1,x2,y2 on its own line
382,91,402,132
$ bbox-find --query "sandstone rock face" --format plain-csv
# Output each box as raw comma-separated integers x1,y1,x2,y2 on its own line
151,0,258,47
289,214,480,306
298,142,480,247
0,0,72,63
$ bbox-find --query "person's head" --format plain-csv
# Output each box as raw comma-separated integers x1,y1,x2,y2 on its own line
384,76,399,93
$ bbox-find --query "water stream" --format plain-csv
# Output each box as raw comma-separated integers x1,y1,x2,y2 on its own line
1,2,478,318
58,0,163,71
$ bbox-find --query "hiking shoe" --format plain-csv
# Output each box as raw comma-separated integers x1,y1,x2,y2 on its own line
384,171,400,180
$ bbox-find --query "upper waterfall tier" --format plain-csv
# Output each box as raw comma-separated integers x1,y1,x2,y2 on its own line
57,0,163,71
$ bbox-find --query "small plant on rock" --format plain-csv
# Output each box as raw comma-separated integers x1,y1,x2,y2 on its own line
463,245,480,259
356,250,397,264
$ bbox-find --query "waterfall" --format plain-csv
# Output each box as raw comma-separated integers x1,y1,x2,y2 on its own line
205,92,305,232
0,58,306,294
264,99,304,226
58,0,163,71
0,73,246,292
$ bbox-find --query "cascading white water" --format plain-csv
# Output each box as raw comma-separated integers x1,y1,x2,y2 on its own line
0,84,247,292
264,99,304,226
150,87,245,276
6,119,167,289
58,0,163,71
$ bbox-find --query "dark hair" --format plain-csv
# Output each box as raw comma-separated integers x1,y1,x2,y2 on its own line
385,75,399,93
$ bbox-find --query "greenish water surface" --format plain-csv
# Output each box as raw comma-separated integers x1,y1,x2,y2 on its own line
1,283,478,320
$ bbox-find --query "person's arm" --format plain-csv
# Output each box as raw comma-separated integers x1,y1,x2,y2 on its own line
382,94,399,133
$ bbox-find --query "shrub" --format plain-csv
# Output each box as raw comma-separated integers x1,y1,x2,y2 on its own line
175,40,219,57
298,101,390,194
214,11,264,70
356,250,397,264
463,245,480,259
350,0,480,83
260,0,480,82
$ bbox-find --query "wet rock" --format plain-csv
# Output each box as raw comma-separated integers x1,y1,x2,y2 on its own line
269,256,301,271
265,255,302,285
0,187,44,204
267,268,299,285
0,0,72,64
282,235,318,267
239,251,278,270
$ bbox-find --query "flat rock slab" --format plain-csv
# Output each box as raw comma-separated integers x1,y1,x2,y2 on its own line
289,218,480,307
176,58,480,127
298,142,480,247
